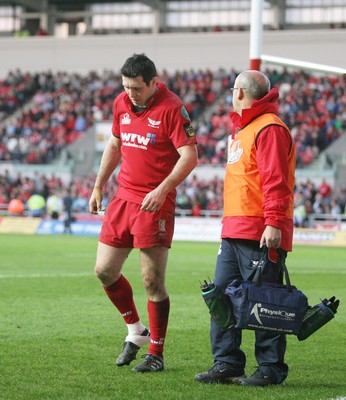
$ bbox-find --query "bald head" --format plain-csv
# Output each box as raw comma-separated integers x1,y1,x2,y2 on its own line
232,70,271,115
236,70,271,100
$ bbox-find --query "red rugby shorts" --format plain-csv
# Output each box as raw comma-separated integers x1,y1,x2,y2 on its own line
99,197,175,248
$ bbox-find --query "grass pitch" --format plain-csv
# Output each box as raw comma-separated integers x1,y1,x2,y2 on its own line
0,234,345,400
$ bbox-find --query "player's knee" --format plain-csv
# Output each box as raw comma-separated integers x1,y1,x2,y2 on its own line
94,263,121,286
143,277,167,299
94,263,109,283
143,276,156,292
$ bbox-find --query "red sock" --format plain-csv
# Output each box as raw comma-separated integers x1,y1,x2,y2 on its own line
147,297,170,357
104,275,140,324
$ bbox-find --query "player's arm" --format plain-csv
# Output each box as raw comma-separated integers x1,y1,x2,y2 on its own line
140,143,198,212
89,135,122,214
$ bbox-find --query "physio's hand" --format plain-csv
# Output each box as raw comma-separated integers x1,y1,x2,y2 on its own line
260,225,282,248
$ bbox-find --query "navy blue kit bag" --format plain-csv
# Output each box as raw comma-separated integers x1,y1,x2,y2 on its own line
225,248,309,335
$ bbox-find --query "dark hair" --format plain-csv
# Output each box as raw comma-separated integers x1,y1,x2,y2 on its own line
120,53,157,86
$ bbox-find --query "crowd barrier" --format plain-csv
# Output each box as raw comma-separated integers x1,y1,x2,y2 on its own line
1,216,346,247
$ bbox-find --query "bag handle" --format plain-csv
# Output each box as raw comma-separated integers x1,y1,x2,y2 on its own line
277,248,293,292
249,246,293,292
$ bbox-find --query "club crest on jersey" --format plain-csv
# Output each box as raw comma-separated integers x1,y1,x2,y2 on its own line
148,117,161,129
121,113,131,125
228,140,243,164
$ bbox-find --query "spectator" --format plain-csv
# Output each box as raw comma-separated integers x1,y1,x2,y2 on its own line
294,201,308,227
318,179,332,200
46,190,63,219
63,188,74,233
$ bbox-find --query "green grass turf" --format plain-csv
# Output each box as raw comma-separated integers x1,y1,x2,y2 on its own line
0,234,345,400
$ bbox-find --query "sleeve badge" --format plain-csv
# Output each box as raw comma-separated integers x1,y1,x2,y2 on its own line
181,106,191,121
184,122,196,138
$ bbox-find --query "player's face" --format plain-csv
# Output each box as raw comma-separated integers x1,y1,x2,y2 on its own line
122,75,157,107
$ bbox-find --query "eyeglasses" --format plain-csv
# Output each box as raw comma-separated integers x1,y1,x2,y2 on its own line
229,87,247,93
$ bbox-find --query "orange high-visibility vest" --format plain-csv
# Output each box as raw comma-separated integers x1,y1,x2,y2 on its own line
224,113,295,218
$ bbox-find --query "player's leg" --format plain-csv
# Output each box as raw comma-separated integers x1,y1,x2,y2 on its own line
132,246,170,373
94,242,150,366
130,207,174,372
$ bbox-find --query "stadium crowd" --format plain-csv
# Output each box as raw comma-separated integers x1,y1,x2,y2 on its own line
1,169,345,227
1,67,345,167
0,66,345,224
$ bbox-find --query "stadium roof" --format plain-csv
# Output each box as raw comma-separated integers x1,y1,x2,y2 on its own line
1,0,345,36
0,0,302,11
1,0,164,11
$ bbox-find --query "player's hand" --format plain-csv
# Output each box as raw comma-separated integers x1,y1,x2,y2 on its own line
141,189,165,213
89,187,103,214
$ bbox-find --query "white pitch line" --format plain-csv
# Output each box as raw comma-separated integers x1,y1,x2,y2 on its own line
326,397,346,400
0,272,94,279
292,270,346,275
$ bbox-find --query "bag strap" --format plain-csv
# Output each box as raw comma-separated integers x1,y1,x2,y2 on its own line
277,248,293,292
247,249,267,284
249,246,293,292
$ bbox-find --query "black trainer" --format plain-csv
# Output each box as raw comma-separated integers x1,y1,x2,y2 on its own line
195,363,246,384
116,328,150,366
239,368,283,386
132,354,165,372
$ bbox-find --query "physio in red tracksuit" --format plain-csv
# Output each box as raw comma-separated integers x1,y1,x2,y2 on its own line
196,70,296,386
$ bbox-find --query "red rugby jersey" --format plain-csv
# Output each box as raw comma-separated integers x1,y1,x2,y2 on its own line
112,82,197,212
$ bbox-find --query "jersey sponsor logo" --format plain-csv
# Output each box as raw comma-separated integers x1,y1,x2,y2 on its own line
184,122,196,138
120,132,156,149
228,139,243,163
147,133,156,143
148,117,161,129
121,113,131,125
